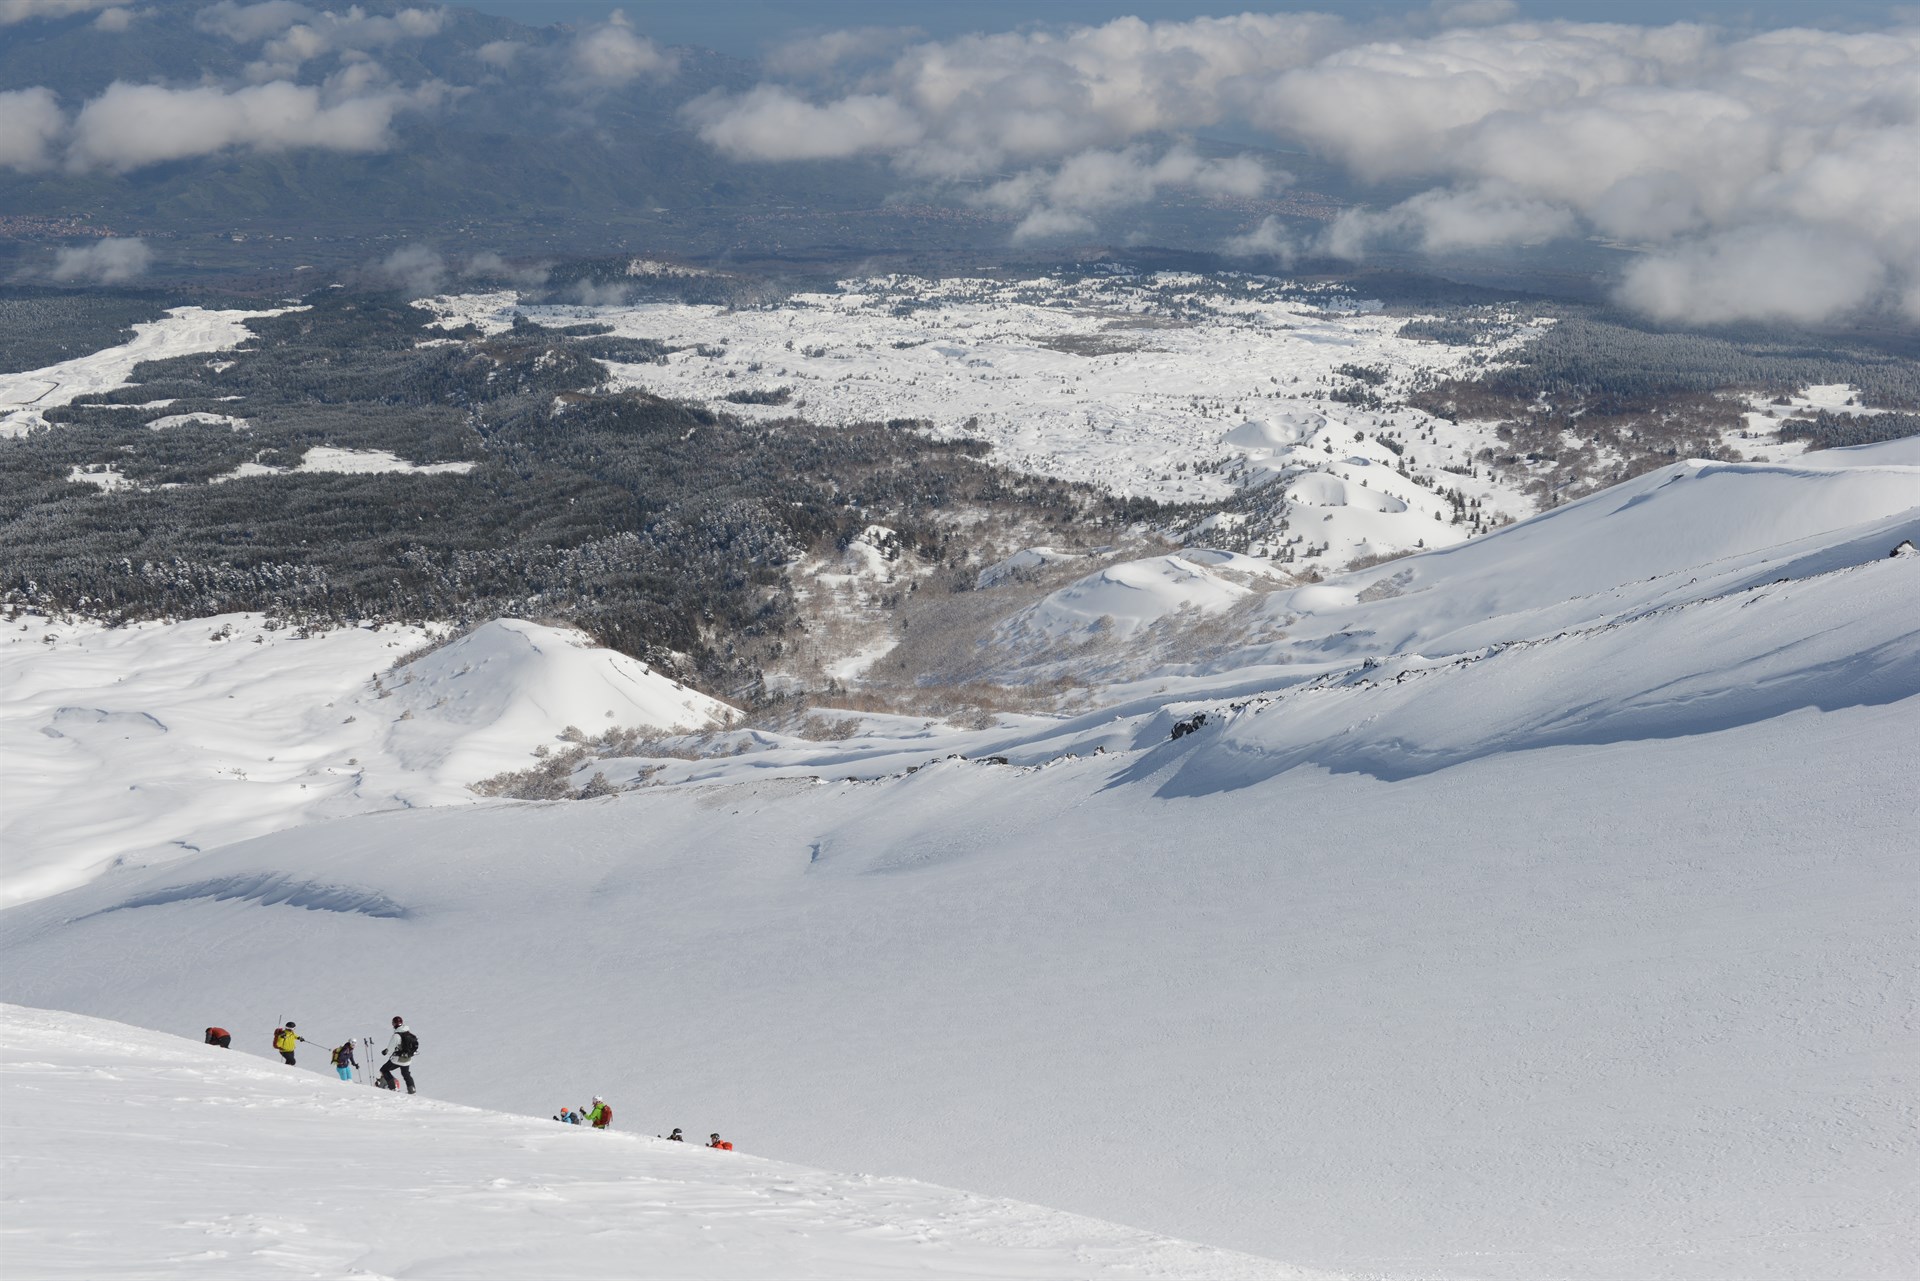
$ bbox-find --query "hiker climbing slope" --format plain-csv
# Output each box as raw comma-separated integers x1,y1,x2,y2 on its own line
378,1016,418,1094
272,1022,303,1065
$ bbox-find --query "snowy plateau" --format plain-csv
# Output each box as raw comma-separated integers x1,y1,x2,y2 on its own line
423,274,1561,572
3,402,1916,1278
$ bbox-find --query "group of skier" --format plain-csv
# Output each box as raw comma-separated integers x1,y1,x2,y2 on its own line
552,1107,734,1150
205,1019,729,1146
205,1017,419,1093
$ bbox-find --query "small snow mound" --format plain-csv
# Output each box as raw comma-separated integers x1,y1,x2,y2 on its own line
977,546,1089,588
1224,414,1319,452
147,412,249,431
1004,551,1282,644
381,621,737,784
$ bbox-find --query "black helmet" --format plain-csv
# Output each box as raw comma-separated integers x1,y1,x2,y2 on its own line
392,1016,404,1027
286,1020,295,1028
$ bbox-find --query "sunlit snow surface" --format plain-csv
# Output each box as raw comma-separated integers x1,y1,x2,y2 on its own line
0,1004,1316,1280
2,441,1916,1279
0,618,731,906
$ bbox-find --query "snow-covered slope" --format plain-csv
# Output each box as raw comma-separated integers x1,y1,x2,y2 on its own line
3,442,1915,1279
0,618,733,906
0,1004,1312,1280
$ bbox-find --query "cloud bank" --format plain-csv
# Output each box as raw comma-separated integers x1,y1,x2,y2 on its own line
0,0,117,24
50,237,151,282
693,12,1920,324
3,3,452,175
64,74,442,171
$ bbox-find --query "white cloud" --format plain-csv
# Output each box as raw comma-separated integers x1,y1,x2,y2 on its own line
194,1,313,42
1223,215,1299,262
690,12,1347,176
692,12,1920,323
1322,183,1579,258
0,0,115,23
977,145,1274,242
763,26,921,78
463,251,549,287
475,39,520,69
1616,225,1890,326
66,76,440,172
92,5,139,31
686,86,921,161
375,243,446,294
570,9,674,86
0,87,65,170
195,3,446,77
51,237,151,282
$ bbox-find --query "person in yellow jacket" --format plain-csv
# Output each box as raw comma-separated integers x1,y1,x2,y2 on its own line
272,1021,303,1065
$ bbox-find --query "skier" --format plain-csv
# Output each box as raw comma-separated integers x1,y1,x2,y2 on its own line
665,1128,684,1142
272,1022,302,1065
331,1039,358,1082
581,1096,612,1129
204,1027,231,1048
554,1109,580,1124
377,1016,418,1094
707,1133,733,1151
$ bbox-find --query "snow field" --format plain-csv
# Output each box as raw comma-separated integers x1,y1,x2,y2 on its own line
0,1004,1317,1280
5,694,1912,1280
424,274,1542,570
0,618,731,907
0,306,294,438
3,439,1915,1278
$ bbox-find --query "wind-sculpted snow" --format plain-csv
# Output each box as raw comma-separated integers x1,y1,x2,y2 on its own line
82,872,411,920
0,1005,1311,1280
1122,555,1920,793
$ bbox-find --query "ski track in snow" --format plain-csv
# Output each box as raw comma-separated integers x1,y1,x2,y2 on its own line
0,1004,1321,1280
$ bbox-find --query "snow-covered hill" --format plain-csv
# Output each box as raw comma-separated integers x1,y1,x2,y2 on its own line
0,618,733,906
2,441,1914,1279
0,1004,1309,1280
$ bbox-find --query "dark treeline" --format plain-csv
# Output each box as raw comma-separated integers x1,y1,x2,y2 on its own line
0,288,190,374
1777,410,1920,450
2,290,1152,699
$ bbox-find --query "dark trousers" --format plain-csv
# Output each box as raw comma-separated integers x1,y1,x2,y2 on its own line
280,1050,296,1065
208,1034,230,1048
381,1060,415,1091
